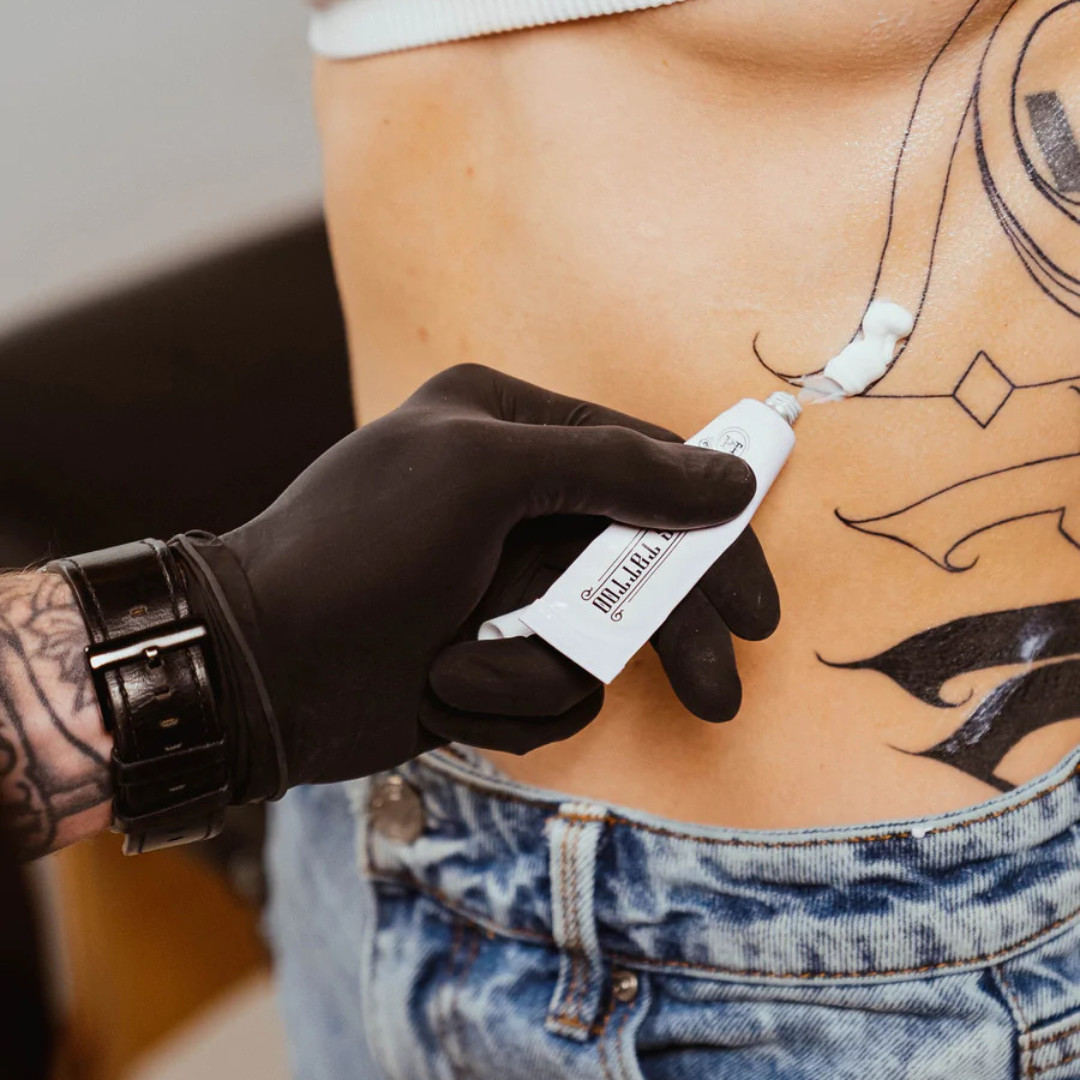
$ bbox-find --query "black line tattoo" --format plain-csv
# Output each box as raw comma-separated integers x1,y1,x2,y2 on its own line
835,451,1080,571
752,0,1080,404
776,1,1080,786
952,352,1013,427
750,0,985,387
0,574,109,859
836,386,1080,569
824,601,1080,791
813,2,1080,569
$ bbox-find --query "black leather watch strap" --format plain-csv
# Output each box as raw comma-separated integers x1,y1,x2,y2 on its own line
49,539,230,854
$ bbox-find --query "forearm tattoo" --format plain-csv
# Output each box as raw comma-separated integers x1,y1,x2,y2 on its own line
753,0,1080,789
0,573,110,859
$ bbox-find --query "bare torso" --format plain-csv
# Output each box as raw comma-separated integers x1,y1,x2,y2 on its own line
315,0,1080,827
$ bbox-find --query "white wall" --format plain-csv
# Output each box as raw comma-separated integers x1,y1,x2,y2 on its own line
0,1,322,332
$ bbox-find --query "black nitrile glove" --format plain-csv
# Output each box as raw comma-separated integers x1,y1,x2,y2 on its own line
173,364,771,798
427,504,779,746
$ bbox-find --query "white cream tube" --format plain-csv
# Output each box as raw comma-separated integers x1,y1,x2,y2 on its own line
478,392,799,683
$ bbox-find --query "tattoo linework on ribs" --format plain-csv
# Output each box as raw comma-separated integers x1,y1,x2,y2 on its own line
753,0,1080,397
0,574,109,859
753,0,1080,786
836,447,1080,572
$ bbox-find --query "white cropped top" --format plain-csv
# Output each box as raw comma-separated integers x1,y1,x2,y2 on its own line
309,0,689,59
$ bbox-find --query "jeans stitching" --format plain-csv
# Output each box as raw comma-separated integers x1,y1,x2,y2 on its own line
555,822,581,1022
553,1014,593,1032
1029,1021,1080,1052
419,756,1080,849
566,823,588,1023
995,965,1032,1034
1032,1048,1080,1076
555,821,588,1026
992,964,1034,1080
603,903,1080,977
371,871,1080,980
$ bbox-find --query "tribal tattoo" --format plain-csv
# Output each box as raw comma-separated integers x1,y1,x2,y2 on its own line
0,574,110,859
822,601,1080,791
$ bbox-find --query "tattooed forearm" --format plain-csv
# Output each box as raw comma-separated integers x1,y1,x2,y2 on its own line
0,573,111,859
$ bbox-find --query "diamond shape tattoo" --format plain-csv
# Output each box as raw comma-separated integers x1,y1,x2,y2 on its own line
952,352,1015,427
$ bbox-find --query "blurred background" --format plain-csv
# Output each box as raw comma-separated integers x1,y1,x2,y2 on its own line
2,4,354,1077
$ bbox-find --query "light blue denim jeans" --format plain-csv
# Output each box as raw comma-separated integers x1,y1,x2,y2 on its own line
267,744,1080,1079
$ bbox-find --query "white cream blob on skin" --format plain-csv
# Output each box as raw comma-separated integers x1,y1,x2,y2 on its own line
797,300,915,403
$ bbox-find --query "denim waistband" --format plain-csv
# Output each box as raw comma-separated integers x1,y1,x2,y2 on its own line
362,744,1080,985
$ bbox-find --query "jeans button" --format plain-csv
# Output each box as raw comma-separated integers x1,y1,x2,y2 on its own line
611,969,639,1004
369,774,425,844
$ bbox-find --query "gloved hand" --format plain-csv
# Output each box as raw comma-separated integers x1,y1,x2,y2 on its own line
174,364,776,799
427,518,778,748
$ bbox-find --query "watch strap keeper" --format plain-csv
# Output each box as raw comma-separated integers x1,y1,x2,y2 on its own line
48,539,230,854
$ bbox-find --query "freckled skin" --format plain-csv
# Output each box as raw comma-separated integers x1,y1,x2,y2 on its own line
315,0,1080,828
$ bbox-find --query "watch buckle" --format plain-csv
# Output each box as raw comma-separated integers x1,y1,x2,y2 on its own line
86,619,209,673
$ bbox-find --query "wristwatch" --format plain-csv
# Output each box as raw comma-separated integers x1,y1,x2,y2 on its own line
48,539,230,854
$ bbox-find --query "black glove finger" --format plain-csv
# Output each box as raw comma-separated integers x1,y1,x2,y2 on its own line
429,638,599,717
419,686,605,755
515,424,757,529
411,363,683,443
466,515,601,634
695,527,780,641
412,365,757,531
536,515,609,574
651,587,742,723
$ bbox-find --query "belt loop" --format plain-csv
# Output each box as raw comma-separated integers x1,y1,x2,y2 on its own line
545,801,607,1042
